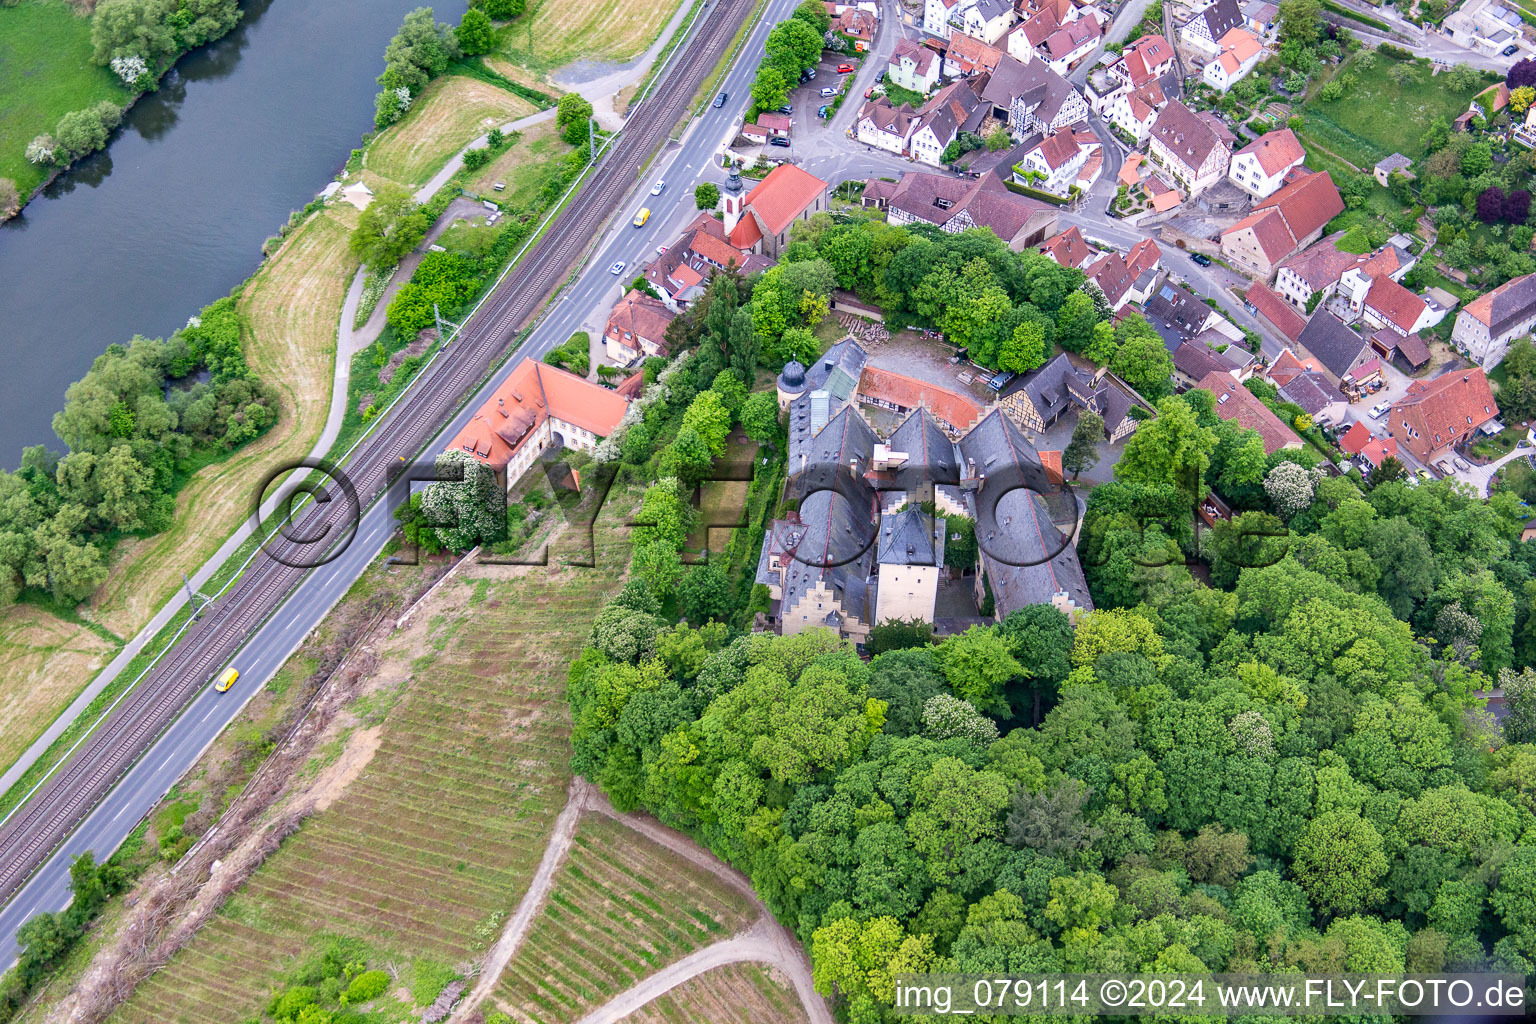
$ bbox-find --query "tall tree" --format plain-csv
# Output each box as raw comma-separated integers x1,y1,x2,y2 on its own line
1062,410,1103,479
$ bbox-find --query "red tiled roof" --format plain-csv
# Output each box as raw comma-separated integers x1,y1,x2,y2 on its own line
1246,282,1307,342
738,163,828,236
606,289,676,351
729,213,764,250
1359,434,1400,468
1364,274,1427,335
1198,370,1302,454
858,366,984,432
1031,127,1081,170
446,358,630,472
1266,346,1314,385
1040,225,1092,268
1390,368,1499,458
1235,128,1305,177
1339,420,1372,455
1254,170,1343,243
947,31,1004,74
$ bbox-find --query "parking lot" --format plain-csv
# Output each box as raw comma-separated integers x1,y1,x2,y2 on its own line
785,51,860,152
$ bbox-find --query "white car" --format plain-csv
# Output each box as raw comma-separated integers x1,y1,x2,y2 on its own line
1369,401,1390,419
651,180,665,196
609,260,626,275
1453,456,1472,471
656,245,668,255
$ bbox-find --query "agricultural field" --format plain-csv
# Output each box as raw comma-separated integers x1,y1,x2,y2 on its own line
1297,53,1494,167
366,75,538,187
489,814,760,1023
86,206,358,639
495,0,685,75
619,964,808,1024
467,121,575,216
0,0,131,199
109,490,638,1024
0,605,116,775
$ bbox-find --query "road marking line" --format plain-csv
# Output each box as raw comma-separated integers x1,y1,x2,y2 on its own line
202,704,218,722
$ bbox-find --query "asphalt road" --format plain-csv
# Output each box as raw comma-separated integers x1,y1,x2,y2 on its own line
0,0,799,968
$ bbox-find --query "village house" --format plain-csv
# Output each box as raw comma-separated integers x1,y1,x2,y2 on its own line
1245,281,1308,343
741,111,793,144
1013,127,1093,195
1179,0,1246,56
1143,279,1225,348
1085,237,1162,311
1374,153,1414,188
943,31,1006,77
1148,100,1233,194
961,0,1018,43
911,77,990,165
981,55,1090,136
863,170,1060,249
1037,15,1101,74
1357,272,1440,337
1198,370,1304,454
1219,170,1344,278
1227,128,1305,199
1452,271,1536,369
446,358,633,491
603,289,676,363
1277,370,1347,427
1039,225,1095,268
1172,341,1245,390
1274,233,1411,311
889,38,943,93
1241,0,1279,38
1295,311,1377,385
1202,28,1263,92
723,163,829,257
857,99,923,155
1000,352,1154,443
1387,368,1501,465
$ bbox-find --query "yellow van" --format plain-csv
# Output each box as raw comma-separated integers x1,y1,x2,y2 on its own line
215,667,239,693
633,207,650,228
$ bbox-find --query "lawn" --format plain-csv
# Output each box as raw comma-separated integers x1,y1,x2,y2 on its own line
489,813,759,1022
621,963,808,1024
86,207,357,639
685,430,760,556
366,75,539,187
1297,53,1495,167
0,604,117,775
0,1,131,199
112,493,637,1024
495,0,685,74
467,120,575,213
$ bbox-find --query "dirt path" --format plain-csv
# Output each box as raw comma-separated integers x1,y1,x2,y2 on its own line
568,919,830,1024
452,781,833,1024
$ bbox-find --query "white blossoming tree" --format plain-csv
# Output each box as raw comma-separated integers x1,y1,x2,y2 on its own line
110,54,149,88
25,135,57,165
1263,461,1318,518
921,694,1000,746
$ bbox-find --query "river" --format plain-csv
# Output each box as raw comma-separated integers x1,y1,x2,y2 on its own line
0,0,467,468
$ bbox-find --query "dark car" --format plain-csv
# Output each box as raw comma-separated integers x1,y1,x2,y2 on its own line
776,105,793,114
877,70,885,82
1189,252,1212,266
1504,44,1520,56
713,91,728,108
769,136,791,147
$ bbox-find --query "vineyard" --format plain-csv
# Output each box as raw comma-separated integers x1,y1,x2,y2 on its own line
489,814,759,1023
617,963,807,1024
110,492,638,1024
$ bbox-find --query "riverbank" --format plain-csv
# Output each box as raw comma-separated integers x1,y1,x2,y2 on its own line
0,0,242,217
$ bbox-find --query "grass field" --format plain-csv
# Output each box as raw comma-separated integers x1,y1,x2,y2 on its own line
685,430,759,555
1298,54,1494,167
110,490,636,1024
0,604,116,774
0,1,131,199
489,814,759,1023
86,207,357,638
495,0,683,74
468,121,574,212
619,964,808,1024
367,76,538,186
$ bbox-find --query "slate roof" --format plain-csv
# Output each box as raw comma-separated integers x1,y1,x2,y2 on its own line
956,409,1091,616
1461,271,1536,337
1296,311,1371,380
878,506,944,566
1277,370,1345,416
885,407,962,491
1186,0,1245,39
980,55,1080,124
1144,280,1211,342
1198,370,1301,453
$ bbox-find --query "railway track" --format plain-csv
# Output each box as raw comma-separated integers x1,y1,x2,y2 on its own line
0,0,752,908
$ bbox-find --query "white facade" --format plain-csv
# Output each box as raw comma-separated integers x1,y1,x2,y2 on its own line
858,114,917,155
962,3,1016,44
1228,147,1298,199
875,562,941,625
924,0,971,39
1202,45,1261,92
889,47,941,93
910,123,949,165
